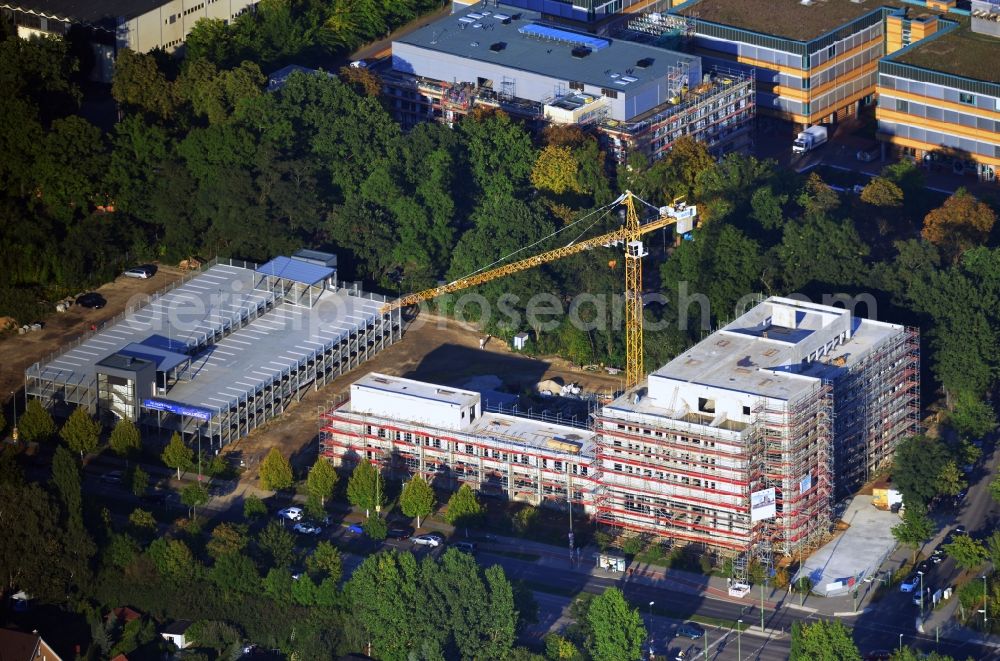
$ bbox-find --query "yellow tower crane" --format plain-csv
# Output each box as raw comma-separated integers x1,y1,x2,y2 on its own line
379,191,697,389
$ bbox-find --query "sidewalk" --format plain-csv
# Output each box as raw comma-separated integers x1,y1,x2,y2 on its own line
85,454,889,621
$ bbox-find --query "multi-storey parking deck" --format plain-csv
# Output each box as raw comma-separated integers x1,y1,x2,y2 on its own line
26,256,402,449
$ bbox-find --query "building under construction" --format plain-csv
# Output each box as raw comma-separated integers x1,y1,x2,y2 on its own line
594,297,918,570
317,297,918,569
319,373,598,510
380,2,754,162
25,254,402,450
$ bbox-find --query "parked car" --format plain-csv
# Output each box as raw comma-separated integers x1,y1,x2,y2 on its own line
100,470,123,485
676,622,704,639
387,527,413,540
277,507,303,521
346,523,365,534
865,651,892,661
452,541,477,554
123,264,157,279
293,522,322,535
76,292,106,309
412,534,443,548
856,148,878,162
899,576,919,593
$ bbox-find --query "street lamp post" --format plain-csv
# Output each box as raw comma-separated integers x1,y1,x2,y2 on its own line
918,570,924,616
984,575,990,629
648,601,654,654
898,633,903,652
737,619,742,660
760,579,766,631
703,631,708,660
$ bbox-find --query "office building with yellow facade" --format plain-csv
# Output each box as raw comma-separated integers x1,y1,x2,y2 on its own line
877,5,1000,183
671,0,911,126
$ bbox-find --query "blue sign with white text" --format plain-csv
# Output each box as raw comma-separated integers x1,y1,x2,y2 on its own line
143,398,213,420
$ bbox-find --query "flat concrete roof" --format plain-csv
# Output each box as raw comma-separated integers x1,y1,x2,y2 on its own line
396,4,696,91
167,288,384,413
677,0,905,42
471,412,598,457
894,18,1000,84
31,264,275,387
648,298,901,401
794,494,899,596
353,373,481,407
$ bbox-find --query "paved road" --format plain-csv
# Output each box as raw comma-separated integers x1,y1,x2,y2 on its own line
77,456,1000,659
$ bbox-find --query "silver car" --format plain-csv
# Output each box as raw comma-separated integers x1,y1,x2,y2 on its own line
412,534,443,548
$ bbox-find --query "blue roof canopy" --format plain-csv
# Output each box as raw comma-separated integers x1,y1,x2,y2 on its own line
256,256,334,287
119,342,190,373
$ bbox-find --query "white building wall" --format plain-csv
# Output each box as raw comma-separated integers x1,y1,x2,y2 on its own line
349,383,480,432
391,41,692,121
117,0,260,53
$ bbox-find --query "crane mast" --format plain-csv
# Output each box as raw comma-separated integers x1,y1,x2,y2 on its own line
379,191,697,389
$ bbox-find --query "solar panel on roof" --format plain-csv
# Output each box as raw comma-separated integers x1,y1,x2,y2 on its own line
517,24,610,51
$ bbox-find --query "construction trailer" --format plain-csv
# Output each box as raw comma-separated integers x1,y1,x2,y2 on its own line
26,255,402,450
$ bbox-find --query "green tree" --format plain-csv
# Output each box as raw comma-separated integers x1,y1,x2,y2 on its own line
544,634,582,660
483,564,518,658
586,587,645,661
306,458,338,507
892,435,951,506
258,520,295,569
347,459,384,518
111,48,177,119
109,418,141,460
208,550,260,594
860,176,904,208
945,534,988,571
985,530,1000,569
365,514,388,541
130,466,149,497
400,475,435,527
161,432,193,480
259,447,294,491
262,567,294,604
460,110,535,198
948,391,997,440
445,483,483,527
51,445,82,521
181,482,210,519
148,538,200,583
207,522,249,558
0,480,71,602
789,620,861,661
891,500,934,562
60,407,101,457
18,400,55,444
306,541,342,583
531,145,582,195
935,461,967,497
990,476,1000,506
243,494,267,520
128,508,156,530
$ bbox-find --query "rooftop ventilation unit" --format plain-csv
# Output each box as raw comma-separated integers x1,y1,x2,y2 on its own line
636,57,654,68
571,46,592,58
489,41,506,51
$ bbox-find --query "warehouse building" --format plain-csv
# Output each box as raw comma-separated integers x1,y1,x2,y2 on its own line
319,373,597,510
1,0,260,81
877,7,1000,183
26,253,401,450
317,297,919,571
382,3,755,160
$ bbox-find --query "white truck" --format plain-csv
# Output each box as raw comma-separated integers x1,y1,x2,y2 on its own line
792,125,828,154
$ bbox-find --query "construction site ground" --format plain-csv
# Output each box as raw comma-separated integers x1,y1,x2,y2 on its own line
0,266,625,479
0,265,190,406
222,311,625,477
